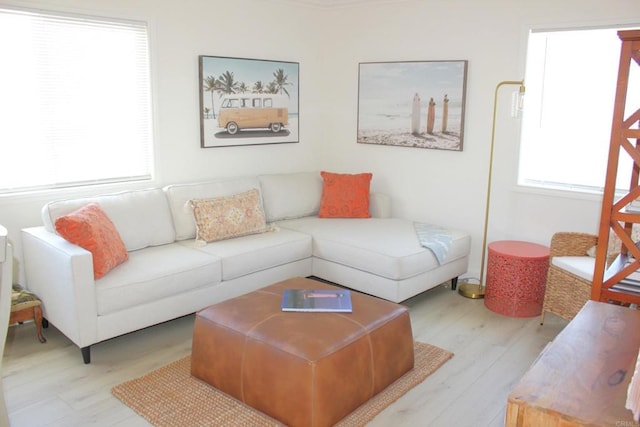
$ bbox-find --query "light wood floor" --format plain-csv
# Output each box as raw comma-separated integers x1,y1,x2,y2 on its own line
1,283,567,427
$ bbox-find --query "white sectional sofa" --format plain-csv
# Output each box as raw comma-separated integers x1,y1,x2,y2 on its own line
21,171,470,363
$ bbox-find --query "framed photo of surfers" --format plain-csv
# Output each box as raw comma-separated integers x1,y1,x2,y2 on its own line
199,55,299,148
357,60,468,151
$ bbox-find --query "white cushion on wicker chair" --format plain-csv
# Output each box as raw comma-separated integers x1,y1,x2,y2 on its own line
552,256,595,281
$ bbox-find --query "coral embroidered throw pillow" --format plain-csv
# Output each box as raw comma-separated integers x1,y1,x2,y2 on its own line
318,171,372,218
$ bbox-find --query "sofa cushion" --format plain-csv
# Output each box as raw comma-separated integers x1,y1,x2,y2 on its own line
369,193,392,219
552,256,595,281
258,172,323,222
42,188,175,252
95,243,222,315
164,177,262,241
190,189,271,243
55,203,129,279
278,217,470,280
182,228,312,281
318,171,372,218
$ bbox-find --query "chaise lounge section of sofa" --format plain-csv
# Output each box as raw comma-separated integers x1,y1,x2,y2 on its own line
21,171,470,363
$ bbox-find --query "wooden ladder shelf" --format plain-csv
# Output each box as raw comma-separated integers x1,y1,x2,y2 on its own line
592,30,640,305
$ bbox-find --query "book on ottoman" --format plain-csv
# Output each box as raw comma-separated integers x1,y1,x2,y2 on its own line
281,289,353,312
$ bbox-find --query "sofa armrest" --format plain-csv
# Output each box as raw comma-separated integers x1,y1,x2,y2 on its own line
370,193,391,218
21,226,98,348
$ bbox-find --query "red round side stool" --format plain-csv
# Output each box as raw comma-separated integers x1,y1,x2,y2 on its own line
484,240,550,318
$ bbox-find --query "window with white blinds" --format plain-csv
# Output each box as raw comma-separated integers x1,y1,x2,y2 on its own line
0,7,154,193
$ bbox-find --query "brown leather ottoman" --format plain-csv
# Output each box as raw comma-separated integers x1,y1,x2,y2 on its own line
191,277,414,427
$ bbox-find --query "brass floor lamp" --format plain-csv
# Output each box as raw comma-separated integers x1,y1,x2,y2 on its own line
458,80,525,299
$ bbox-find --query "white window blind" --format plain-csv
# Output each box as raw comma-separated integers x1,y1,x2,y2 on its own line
0,7,153,193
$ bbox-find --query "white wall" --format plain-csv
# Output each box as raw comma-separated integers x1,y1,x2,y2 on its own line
0,0,638,284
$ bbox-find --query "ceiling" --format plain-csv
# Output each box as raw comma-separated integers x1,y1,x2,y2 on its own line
286,0,370,6
275,0,410,8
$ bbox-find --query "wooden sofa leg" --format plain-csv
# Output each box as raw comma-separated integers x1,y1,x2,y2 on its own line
451,277,458,291
81,346,91,364
33,306,46,343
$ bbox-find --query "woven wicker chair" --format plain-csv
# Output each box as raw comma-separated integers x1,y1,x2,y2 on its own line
540,232,599,324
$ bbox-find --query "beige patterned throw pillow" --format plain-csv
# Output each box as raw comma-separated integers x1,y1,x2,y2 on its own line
189,189,271,243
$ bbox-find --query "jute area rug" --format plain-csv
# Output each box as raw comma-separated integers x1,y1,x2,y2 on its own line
112,341,453,426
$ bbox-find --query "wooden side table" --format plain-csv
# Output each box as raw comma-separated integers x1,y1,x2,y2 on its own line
484,240,550,318
506,301,640,426
10,285,46,343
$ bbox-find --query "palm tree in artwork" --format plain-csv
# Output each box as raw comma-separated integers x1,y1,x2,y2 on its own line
272,68,291,97
203,75,219,119
252,81,265,93
218,71,241,95
238,82,248,93
265,81,278,94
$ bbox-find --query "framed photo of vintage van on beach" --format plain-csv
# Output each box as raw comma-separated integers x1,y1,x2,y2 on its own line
357,60,467,151
199,55,299,148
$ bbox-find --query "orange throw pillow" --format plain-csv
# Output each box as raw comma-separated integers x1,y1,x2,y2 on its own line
55,203,129,279
318,171,372,218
